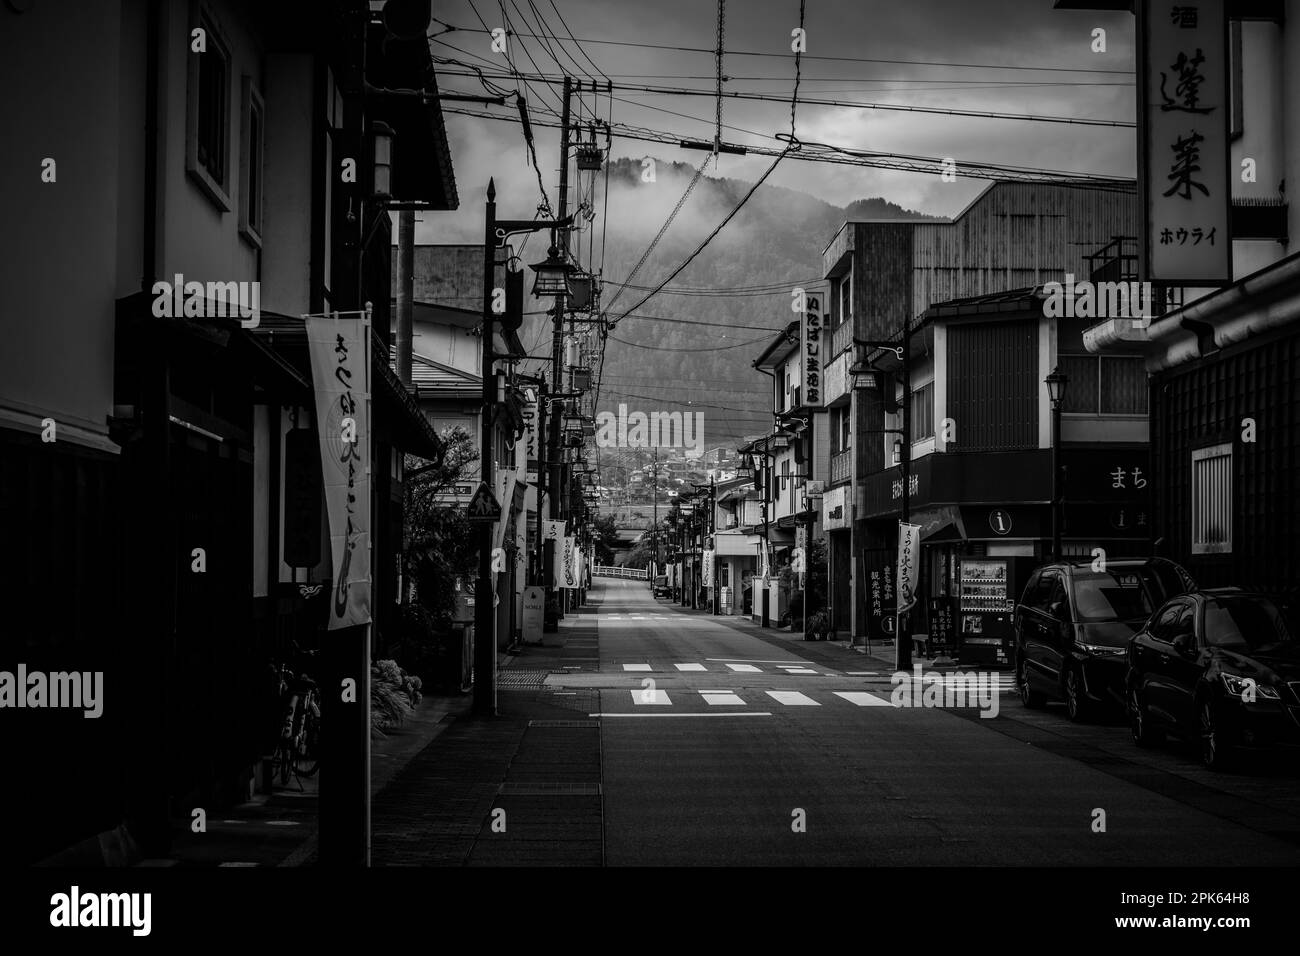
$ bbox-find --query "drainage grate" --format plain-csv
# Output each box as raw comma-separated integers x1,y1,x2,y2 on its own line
497,669,551,687
527,719,600,728
497,781,602,795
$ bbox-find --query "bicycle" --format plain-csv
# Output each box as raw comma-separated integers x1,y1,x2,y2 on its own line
271,650,321,788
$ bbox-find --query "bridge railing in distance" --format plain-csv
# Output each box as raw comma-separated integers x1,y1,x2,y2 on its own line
592,565,649,580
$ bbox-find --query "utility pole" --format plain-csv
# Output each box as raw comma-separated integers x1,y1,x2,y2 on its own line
856,329,914,671
475,181,499,717
535,374,548,585
652,446,658,576
545,75,574,619
319,0,369,868
710,476,718,615
898,319,913,672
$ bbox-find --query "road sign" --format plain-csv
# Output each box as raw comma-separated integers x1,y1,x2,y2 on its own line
467,482,502,522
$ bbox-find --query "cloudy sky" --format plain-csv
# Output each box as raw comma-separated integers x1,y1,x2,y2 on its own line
424,0,1137,241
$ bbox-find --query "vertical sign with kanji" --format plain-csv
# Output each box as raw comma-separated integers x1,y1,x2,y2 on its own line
800,292,823,409
896,522,921,618
1140,1,1231,284
864,549,896,641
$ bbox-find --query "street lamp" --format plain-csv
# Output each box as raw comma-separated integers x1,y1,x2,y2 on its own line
370,121,394,199
1045,365,1069,561
477,181,573,717
530,245,572,298
856,330,913,671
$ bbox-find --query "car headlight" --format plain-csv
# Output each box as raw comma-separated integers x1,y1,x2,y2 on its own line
1075,642,1126,657
1220,673,1280,700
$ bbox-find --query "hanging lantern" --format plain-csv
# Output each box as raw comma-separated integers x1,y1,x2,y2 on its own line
530,246,572,298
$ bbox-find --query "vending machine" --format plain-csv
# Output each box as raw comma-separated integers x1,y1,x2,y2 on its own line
957,558,1015,666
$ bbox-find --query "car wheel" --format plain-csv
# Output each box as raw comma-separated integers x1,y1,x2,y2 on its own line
1017,659,1045,709
1128,686,1163,748
1199,699,1236,771
1065,666,1091,723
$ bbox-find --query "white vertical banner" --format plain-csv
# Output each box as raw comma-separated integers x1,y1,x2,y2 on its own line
543,519,565,543
306,312,372,630
800,291,824,408
702,550,715,589
896,521,921,618
556,536,578,589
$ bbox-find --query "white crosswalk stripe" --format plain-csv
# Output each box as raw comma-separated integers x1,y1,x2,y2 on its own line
700,691,746,705
622,663,652,672
834,691,894,707
766,690,820,706
674,663,707,672
631,688,672,705
725,663,762,673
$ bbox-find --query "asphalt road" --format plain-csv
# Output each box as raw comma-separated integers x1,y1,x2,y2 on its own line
547,578,1300,866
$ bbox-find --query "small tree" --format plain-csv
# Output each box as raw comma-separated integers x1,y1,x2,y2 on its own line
397,427,478,679
590,513,619,565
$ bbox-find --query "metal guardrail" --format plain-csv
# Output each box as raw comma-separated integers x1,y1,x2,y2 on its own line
593,565,649,580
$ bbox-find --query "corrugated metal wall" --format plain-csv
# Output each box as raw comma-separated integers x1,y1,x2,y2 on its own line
911,182,1138,317
946,320,1040,451
1152,325,1300,595
855,222,914,341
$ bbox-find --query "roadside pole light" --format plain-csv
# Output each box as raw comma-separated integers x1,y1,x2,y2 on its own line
1046,365,1069,562
1045,365,1068,407
477,182,573,718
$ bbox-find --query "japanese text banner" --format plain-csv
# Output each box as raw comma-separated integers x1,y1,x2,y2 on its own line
306,316,372,630
1142,0,1230,283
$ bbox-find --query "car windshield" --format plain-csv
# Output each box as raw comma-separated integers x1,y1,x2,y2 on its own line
1204,596,1296,653
1071,570,1155,622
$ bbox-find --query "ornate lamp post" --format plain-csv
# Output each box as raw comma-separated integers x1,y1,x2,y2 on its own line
1045,365,1069,561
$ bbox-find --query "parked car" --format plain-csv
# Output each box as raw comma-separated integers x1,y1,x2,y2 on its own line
1127,589,1300,770
1014,557,1196,721
652,574,670,598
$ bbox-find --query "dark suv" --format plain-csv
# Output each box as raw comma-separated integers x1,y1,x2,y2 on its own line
1127,590,1300,770
1014,557,1196,721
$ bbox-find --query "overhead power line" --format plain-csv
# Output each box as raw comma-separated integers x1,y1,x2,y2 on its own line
439,104,1136,190
438,69,1134,128
608,332,775,351
442,25,1134,74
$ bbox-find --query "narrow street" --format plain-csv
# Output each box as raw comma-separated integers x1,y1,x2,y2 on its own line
494,577,1300,866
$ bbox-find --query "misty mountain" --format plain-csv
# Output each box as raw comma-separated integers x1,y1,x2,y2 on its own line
520,157,942,457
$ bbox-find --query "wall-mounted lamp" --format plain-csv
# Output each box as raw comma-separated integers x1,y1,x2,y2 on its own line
371,121,395,199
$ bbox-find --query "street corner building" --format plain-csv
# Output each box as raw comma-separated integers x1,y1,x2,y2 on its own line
0,0,455,866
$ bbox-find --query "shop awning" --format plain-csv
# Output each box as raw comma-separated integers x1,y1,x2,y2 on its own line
914,505,965,542
248,314,443,461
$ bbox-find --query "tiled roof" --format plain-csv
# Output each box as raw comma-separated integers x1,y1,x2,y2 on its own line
390,347,482,394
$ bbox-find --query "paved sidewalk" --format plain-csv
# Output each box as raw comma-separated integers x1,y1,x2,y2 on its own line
153,622,599,868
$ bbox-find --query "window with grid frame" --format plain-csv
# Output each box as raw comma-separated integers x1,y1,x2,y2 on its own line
1191,443,1232,554
1060,354,1147,414
186,5,233,209
910,382,935,442
240,76,264,243
838,269,852,328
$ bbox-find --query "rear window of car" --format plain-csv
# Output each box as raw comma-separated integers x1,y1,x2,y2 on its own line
1070,570,1154,622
